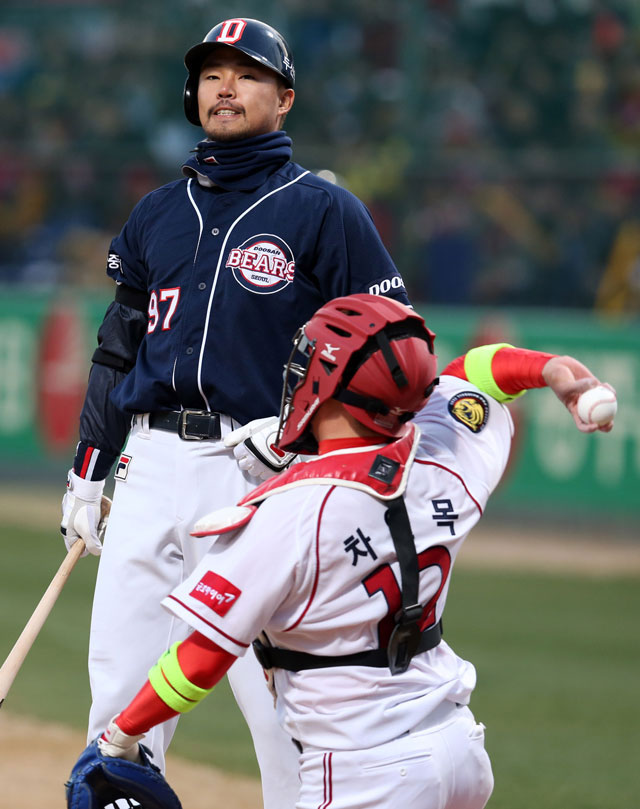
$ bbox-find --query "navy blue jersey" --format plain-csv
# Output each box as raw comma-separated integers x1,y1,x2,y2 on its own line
75,159,409,480
107,161,408,423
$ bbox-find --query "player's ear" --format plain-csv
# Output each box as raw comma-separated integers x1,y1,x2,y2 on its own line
278,87,294,116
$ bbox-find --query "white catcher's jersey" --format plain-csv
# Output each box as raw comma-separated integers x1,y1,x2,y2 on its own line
165,376,513,750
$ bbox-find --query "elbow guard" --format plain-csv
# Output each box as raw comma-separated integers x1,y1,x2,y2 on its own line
91,346,135,373
114,283,150,312
91,285,149,373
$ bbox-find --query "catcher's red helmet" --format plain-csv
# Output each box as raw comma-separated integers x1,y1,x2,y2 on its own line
183,18,295,126
277,294,438,454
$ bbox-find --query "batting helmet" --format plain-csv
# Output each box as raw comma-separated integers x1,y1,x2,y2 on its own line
277,294,438,454
183,18,295,126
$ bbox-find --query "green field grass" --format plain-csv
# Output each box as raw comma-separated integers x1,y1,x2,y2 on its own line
1,520,639,808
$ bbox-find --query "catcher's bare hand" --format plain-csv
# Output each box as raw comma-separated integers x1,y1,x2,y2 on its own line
542,356,615,433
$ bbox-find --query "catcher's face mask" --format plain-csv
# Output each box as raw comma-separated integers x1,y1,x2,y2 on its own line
276,325,316,449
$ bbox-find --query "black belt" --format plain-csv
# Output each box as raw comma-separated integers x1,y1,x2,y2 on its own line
148,409,222,441
252,619,442,672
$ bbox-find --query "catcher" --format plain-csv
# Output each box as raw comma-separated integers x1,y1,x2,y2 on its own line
66,294,614,809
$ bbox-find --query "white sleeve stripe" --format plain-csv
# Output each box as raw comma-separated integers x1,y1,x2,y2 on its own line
85,449,99,480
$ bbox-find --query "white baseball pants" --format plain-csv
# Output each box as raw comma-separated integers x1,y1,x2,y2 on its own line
86,416,300,809
296,704,493,809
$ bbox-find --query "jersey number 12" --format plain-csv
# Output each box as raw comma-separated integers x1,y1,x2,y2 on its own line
362,545,451,646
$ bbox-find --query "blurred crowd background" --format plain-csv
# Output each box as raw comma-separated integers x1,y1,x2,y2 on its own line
1,0,639,312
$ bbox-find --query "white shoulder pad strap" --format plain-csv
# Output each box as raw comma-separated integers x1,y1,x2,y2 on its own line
191,505,257,537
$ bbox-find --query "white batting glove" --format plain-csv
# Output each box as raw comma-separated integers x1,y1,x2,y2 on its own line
225,416,296,481
61,470,112,557
97,716,144,763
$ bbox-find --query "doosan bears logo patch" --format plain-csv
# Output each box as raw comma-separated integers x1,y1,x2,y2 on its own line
190,570,242,616
448,391,489,433
226,233,295,294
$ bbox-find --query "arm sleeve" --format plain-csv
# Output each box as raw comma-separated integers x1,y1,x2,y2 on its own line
73,291,148,480
442,344,555,402
312,186,409,304
115,632,235,736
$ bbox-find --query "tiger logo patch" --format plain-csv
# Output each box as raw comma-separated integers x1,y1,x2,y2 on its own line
448,391,489,433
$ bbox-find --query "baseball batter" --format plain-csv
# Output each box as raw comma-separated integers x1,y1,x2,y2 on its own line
60,18,409,809
67,294,615,809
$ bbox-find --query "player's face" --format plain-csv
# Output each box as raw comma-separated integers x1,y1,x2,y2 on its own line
198,47,294,141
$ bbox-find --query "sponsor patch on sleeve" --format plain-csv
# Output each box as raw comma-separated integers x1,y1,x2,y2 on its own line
114,454,132,481
190,571,242,617
107,252,123,275
448,391,489,433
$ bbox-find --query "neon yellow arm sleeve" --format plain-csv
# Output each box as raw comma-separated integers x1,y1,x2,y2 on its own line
463,343,527,403
148,642,214,714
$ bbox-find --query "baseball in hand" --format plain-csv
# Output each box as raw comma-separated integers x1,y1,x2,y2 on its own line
576,385,617,425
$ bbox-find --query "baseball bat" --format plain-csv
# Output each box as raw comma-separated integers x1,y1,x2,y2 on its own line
0,538,85,709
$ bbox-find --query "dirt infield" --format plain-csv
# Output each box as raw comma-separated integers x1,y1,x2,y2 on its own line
0,488,263,807
0,712,262,809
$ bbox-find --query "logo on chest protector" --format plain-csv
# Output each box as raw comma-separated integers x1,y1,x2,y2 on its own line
226,234,295,294
448,391,489,433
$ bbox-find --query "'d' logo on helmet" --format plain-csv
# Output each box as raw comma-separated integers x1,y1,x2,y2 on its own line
216,19,247,44
226,234,295,294
448,392,489,433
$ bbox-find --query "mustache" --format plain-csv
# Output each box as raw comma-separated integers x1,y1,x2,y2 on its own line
208,102,244,116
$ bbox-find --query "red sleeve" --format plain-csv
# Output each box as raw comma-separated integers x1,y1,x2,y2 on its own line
115,632,236,735
115,680,177,735
176,630,236,689
490,347,554,395
442,347,555,395
442,355,466,380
